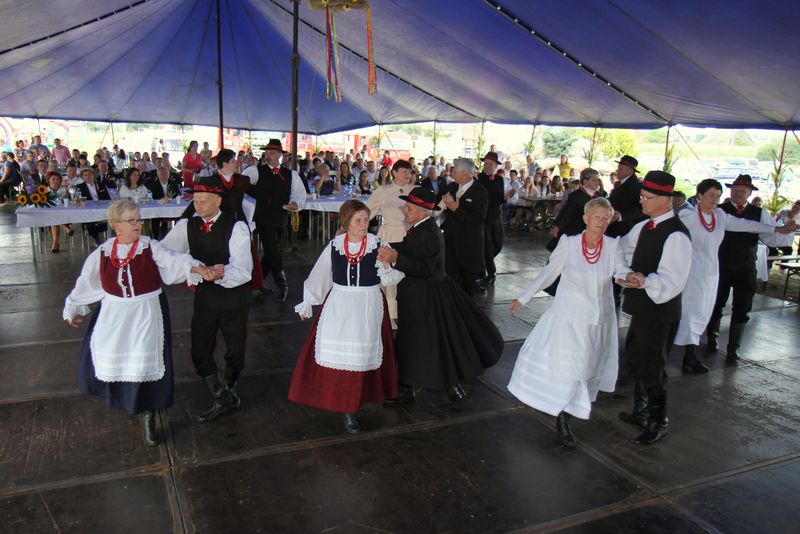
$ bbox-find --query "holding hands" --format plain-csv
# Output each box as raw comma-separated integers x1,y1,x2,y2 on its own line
192,264,225,281
442,193,458,211
377,246,398,267
616,272,645,288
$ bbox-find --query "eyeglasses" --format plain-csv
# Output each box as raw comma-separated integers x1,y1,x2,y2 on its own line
639,194,659,202
122,219,144,225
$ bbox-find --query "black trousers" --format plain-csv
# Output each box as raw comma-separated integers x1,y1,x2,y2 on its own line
445,245,480,294
150,218,171,240
624,316,678,396
84,222,107,240
709,269,756,325
190,305,250,379
257,224,285,280
483,219,504,277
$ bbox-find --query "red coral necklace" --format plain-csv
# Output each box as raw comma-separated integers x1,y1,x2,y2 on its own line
344,235,367,265
698,208,715,232
582,233,602,264
110,238,139,269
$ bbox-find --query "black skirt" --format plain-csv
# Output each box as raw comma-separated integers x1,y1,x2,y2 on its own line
396,276,504,389
76,293,174,415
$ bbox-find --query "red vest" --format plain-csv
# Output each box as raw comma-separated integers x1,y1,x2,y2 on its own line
99,245,161,298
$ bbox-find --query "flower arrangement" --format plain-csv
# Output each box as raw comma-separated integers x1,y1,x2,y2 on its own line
17,184,57,208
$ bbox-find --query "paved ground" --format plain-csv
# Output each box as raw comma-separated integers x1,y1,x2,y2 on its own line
1,207,798,533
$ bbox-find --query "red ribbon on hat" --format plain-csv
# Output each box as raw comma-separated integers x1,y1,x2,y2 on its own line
408,194,434,209
641,180,673,193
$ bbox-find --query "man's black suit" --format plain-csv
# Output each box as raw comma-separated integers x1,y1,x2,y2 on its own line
477,172,505,279
76,181,111,242
420,176,449,203
148,178,182,239
441,180,487,293
553,187,594,237
606,174,643,238
392,217,503,389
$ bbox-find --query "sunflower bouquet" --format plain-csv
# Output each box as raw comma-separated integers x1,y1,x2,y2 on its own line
17,184,57,208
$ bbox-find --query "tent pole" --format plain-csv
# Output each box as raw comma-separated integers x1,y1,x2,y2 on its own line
776,127,789,180
663,124,672,169
110,121,116,145
36,118,42,140
216,0,224,149
290,0,300,171
528,123,537,155
432,120,438,159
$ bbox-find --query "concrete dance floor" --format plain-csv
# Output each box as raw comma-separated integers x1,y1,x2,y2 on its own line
1,208,799,533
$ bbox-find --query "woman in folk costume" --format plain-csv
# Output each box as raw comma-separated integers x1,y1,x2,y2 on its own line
365,159,414,327
675,178,796,372
508,198,632,447
63,199,214,446
289,200,402,434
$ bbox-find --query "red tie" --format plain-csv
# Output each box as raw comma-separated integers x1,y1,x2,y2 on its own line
200,219,214,233
405,227,413,237
613,181,621,189
736,204,745,215
646,219,655,230
272,167,284,181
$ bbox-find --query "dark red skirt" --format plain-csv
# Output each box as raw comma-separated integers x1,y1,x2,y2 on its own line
249,240,265,290
288,295,398,413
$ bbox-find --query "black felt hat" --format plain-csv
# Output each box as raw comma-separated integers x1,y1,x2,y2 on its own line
641,170,680,197
725,174,759,191
398,186,442,211
615,155,640,173
261,138,283,152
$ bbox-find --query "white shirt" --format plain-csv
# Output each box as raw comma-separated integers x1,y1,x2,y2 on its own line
84,183,99,200
159,211,253,289
621,210,692,304
255,166,307,209
456,179,474,200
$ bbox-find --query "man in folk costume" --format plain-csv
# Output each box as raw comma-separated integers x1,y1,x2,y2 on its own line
618,171,692,445
477,151,505,286
379,187,504,406
441,157,488,296
161,179,253,421
248,139,307,302
705,175,774,362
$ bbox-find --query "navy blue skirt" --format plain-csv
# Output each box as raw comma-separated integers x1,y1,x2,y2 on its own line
77,293,174,415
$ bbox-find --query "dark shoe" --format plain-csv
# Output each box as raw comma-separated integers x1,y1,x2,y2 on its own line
195,371,239,422
619,380,649,428
141,410,159,446
447,384,467,402
343,413,360,434
50,246,60,254
275,271,288,303
384,385,415,406
634,393,669,445
484,273,497,286
705,314,721,352
726,321,746,363
682,345,709,374
556,411,576,447
224,368,242,408
466,282,487,296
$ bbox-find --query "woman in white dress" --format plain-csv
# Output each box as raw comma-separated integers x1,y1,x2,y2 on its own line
675,179,796,372
118,168,149,203
64,199,212,446
508,198,632,447
365,160,414,326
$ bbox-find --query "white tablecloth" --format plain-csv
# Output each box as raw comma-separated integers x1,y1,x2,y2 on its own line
304,194,369,213
16,197,256,229
756,243,769,282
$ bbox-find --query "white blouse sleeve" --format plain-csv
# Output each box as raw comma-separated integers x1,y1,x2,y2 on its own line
150,239,201,286
295,242,334,318
290,170,307,209
612,238,633,280
722,211,775,234
217,221,253,288
640,232,692,303
159,219,191,254
365,187,383,220
63,249,104,320
376,238,405,287
516,236,570,305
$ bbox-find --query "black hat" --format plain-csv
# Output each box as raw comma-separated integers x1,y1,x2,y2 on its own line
261,138,283,152
482,151,500,165
187,176,224,196
615,155,640,173
725,174,759,191
399,186,442,211
641,170,680,197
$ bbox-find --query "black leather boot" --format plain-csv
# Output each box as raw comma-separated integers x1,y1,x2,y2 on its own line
556,411,576,447
384,384,415,406
682,345,709,373
619,381,649,428
196,371,239,422
447,384,467,402
141,410,159,446
275,271,288,303
343,413,360,434
224,367,242,408
634,392,669,445
726,321,746,363
705,313,721,352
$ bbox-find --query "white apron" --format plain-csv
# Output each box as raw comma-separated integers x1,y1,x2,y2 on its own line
315,283,384,371
90,290,165,382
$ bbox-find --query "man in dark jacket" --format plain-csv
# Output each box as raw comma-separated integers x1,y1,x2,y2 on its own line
477,151,505,286
549,167,601,245
441,157,488,295
606,155,644,238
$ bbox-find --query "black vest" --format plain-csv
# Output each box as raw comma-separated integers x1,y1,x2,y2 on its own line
718,202,761,272
622,216,690,322
255,166,292,227
331,242,381,287
187,212,251,309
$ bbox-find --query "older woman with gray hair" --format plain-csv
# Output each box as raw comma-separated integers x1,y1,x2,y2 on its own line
508,198,633,447
63,199,214,446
